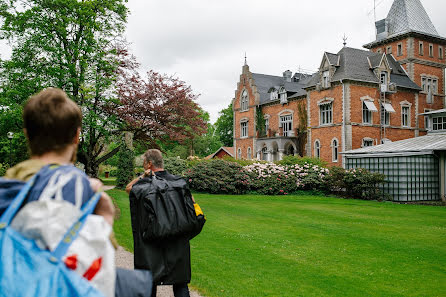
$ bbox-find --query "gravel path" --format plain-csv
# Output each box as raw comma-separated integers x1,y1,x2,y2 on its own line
115,246,204,297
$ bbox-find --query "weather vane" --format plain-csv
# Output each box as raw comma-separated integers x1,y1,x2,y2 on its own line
343,34,348,47
244,52,247,65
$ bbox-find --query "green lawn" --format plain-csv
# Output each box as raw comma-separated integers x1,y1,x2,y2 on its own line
108,190,446,297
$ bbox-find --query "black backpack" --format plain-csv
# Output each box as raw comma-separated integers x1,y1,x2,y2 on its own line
132,174,205,242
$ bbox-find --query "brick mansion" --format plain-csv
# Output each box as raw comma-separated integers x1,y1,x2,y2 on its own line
232,0,445,166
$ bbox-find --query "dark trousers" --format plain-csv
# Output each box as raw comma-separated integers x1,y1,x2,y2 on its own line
151,283,190,297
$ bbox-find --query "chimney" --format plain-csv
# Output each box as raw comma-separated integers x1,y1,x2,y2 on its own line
283,70,292,82
375,19,389,40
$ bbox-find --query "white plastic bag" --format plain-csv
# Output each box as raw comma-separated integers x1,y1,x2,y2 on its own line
10,171,115,297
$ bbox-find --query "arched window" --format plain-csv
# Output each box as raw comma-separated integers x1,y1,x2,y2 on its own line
247,147,252,160
261,146,268,161
241,90,248,111
332,139,338,162
314,140,320,158
237,148,242,159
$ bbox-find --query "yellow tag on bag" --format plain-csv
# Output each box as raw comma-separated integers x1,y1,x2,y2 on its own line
194,203,204,216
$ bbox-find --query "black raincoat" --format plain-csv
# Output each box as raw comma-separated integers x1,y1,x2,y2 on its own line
129,171,204,285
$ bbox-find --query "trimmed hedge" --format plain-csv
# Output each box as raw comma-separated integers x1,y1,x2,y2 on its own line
184,159,250,194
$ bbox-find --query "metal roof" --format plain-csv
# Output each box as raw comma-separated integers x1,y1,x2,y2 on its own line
344,133,446,155
385,0,438,38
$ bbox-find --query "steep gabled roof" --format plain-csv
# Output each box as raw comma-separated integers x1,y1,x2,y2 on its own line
251,73,312,105
325,52,340,66
385,0,438,38
306,47,421,91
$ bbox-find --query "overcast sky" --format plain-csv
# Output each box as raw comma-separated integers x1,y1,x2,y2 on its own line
124,0,446,123
1,0,445,123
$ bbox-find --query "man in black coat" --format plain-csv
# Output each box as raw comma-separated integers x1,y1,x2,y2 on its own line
126,149,193,297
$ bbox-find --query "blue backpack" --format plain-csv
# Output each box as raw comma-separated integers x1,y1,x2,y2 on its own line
0,175,104,297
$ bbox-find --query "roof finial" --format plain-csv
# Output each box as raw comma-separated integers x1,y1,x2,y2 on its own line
343,34,348,47
244,52,247,66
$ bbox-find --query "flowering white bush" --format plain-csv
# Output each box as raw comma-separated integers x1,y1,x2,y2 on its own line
244,162,330,195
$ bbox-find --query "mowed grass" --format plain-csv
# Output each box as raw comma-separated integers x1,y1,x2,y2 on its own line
108,189,446,297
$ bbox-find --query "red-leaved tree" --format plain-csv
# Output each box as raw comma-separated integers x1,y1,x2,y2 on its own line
108,68,207,147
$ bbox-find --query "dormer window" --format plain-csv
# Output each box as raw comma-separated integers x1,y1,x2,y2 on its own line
279,87,287,104
322,71,330,88
270,89,278,101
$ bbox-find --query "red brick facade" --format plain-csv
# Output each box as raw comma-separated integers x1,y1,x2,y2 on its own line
233,4,446,167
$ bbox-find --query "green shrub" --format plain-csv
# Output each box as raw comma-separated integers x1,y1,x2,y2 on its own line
325,166,347,193
276,155,327,168
343,168,386,200
164,157,188,176
222,156,259,166
116,145,135,189
185,159,250,194
134,166,144,176
0,163,9,177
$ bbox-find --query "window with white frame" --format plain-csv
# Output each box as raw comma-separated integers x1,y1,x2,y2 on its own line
265,117,269,134
362,101,373,124
237,148,242,159
424,109,433,129
422,76,438,103
279,88,287,104
332,139,338,162
386,46,392,54
270,90,278,101
320,103,333,125
240,120,248,138
322,71,330,88
380,71,388,85
401,106,410,127
429,44,434,57
419,42,424,55
280,114,293,136
314,140,320,158
381,104,390,126
440,46,444,59
362,139,374,147
247,147,251,160
433,117,446,131
241,90,249,111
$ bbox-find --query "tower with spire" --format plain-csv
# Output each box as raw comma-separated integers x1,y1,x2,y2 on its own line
364,0,445,109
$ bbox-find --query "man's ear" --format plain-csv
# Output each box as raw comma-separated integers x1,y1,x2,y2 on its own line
73,127,81,145
23,128,28,140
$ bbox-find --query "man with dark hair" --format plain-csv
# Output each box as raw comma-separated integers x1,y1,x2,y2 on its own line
126,149,194,297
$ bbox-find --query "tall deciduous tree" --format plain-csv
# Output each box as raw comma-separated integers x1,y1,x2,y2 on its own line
215,103,234,147
0,0,128,175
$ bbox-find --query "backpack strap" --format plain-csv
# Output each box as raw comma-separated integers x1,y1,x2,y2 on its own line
51,192,102,260
0,175,37,228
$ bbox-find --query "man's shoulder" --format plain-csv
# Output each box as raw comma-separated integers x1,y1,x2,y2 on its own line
155,170,183,181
